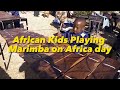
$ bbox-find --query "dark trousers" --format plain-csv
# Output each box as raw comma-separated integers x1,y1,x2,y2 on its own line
14,20,20,28
34,11,39,16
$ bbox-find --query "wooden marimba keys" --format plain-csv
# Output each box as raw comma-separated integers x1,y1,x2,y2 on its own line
57,53,105,79
0,28,54,70
86,58,120,79
0,24,120,78
35,52,120,79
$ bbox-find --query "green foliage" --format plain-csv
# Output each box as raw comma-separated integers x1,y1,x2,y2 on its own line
100,11,114,14
74,11,115,17
74,11,92,17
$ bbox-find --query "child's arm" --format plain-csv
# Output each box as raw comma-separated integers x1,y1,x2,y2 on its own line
57,30,69,38
57,31,62,37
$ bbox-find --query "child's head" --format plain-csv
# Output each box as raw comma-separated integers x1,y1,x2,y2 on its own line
56,11,63,19
56,11,68,23
73,17,86,34
60,15,67,23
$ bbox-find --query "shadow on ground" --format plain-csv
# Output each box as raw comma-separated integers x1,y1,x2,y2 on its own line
0,66,11,79
19,52,62,79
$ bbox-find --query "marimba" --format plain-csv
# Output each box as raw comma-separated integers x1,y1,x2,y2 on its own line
0,28,53,70
0,28,120,79
25,51,120,79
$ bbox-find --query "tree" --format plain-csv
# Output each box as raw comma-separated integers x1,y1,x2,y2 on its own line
74,11,92,17
73,11,116,17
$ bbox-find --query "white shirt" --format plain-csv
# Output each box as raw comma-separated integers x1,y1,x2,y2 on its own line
102,16,110,29
94,11,100,14
97,14,110,28
69,11,74,15
92,11,101,16
56,11,68,17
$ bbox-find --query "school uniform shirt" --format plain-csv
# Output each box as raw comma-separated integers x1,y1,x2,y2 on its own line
63,20,73,27
10,11,20,16
62,30,89,46
53,18,73,31
69,11,74,15
53,18,61,25
61,20,73,32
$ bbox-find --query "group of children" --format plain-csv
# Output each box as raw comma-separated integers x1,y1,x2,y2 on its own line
8,11,119,40
52,11,74,33
54,11,120,51
5,11,120,57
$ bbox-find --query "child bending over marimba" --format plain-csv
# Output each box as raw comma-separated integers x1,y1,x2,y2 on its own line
53,11,73,32
57,17,89,46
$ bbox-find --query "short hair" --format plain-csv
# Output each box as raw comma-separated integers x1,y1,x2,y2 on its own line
74,17,86,23
74,17,86,27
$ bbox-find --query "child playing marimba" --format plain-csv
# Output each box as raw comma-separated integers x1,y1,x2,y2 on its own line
53,11,67,26
53,11,73,32
57,17,89,46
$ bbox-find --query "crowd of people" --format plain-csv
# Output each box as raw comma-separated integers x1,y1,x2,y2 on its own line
6,11,120,35
6,11,118,43
7,11,120,35
52,11,120,58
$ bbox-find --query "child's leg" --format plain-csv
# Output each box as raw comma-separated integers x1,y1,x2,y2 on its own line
14,20,20,28
34,11,39,17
